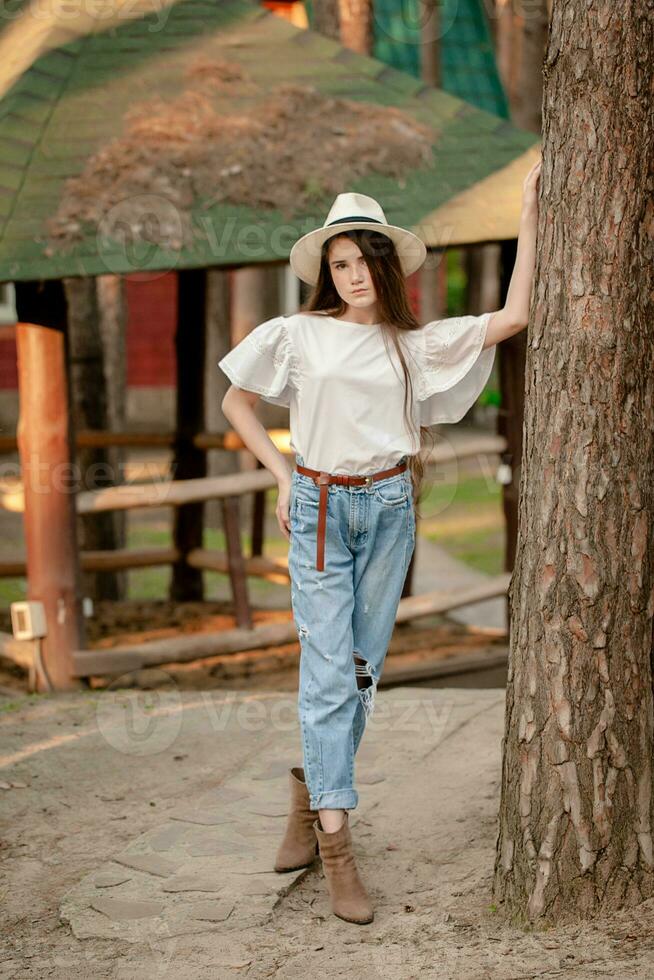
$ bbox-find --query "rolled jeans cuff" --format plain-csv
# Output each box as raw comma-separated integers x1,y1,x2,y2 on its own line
310,788,358,811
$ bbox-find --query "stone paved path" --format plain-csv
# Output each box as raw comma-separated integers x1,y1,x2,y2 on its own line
56,687,481,945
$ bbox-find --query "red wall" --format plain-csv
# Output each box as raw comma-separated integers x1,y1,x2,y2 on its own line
0,330,17,389
125,272,177,387
0,272,178,392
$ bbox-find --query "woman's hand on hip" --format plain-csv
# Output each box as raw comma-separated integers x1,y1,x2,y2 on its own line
276,474,292,541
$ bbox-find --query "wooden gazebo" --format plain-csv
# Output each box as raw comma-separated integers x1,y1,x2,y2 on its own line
0,0,539,690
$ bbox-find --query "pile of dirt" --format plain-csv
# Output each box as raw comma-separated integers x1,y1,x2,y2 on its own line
45,56,435,252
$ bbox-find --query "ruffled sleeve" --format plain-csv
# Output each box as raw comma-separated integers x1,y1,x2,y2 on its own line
411,311,496,426
217,315,302,408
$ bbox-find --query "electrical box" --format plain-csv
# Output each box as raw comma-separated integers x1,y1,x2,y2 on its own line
10,601,47,641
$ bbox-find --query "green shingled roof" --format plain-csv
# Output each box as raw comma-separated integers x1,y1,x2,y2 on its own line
0,0,537,283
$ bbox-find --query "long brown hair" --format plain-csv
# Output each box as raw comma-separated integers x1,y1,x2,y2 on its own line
300,228,435,516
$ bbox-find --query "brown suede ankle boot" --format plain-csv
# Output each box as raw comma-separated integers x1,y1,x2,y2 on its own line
274,767,319,873
313,812,374,924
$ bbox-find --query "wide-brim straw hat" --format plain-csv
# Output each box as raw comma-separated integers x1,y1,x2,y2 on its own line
289,191,427,286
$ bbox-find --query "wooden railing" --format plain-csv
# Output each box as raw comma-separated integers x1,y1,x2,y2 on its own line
0,428,509,678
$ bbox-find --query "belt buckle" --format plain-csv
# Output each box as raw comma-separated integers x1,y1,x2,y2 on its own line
365,475,374,487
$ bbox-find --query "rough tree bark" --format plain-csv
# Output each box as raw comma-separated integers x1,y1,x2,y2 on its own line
493,0,654,925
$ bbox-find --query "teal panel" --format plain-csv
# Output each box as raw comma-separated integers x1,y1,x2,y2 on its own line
306,0,510,119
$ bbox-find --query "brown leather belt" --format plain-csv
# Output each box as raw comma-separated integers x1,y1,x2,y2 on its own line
295,459,408,572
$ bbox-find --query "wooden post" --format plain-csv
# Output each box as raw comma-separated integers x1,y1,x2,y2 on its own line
204,267,233,530
14,279,85,691
420,0,441,88
171,268,207,601
97,273,128,600
337,0,373,54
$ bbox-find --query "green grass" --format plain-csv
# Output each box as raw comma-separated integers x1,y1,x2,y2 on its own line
421,471,500,508
446,247,500,408
446,247,467,313
416,472,505,576
0,692,43,713
0,577,27,606
427,522,505,576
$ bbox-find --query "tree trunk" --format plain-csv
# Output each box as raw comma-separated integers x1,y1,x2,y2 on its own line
64,276,121,602
493,0,549,127
205,268,232,529
493,0,654,925
494,0,521,108
313,0,371,53
96,274,127,601
513,0,550,133
418,0,444,329
312,0,340,41
419,0,441,86
337,0,372,54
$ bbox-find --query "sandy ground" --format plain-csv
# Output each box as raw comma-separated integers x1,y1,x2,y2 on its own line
2,685,654,980
2,448,653,975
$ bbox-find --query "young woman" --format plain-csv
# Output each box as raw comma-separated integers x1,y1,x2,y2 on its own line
219,165,541,924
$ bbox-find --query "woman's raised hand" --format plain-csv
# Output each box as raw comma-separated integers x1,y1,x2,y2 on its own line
521,155,542,220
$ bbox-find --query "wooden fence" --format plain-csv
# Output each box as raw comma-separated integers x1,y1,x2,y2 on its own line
0,428,509,683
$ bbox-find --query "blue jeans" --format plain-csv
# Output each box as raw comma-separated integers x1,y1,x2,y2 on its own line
288,452,416,811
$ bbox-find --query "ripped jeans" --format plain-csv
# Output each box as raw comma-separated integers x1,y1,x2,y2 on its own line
288,452,416,811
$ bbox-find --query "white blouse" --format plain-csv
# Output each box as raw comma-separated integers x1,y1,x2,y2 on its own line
217,310,496,476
